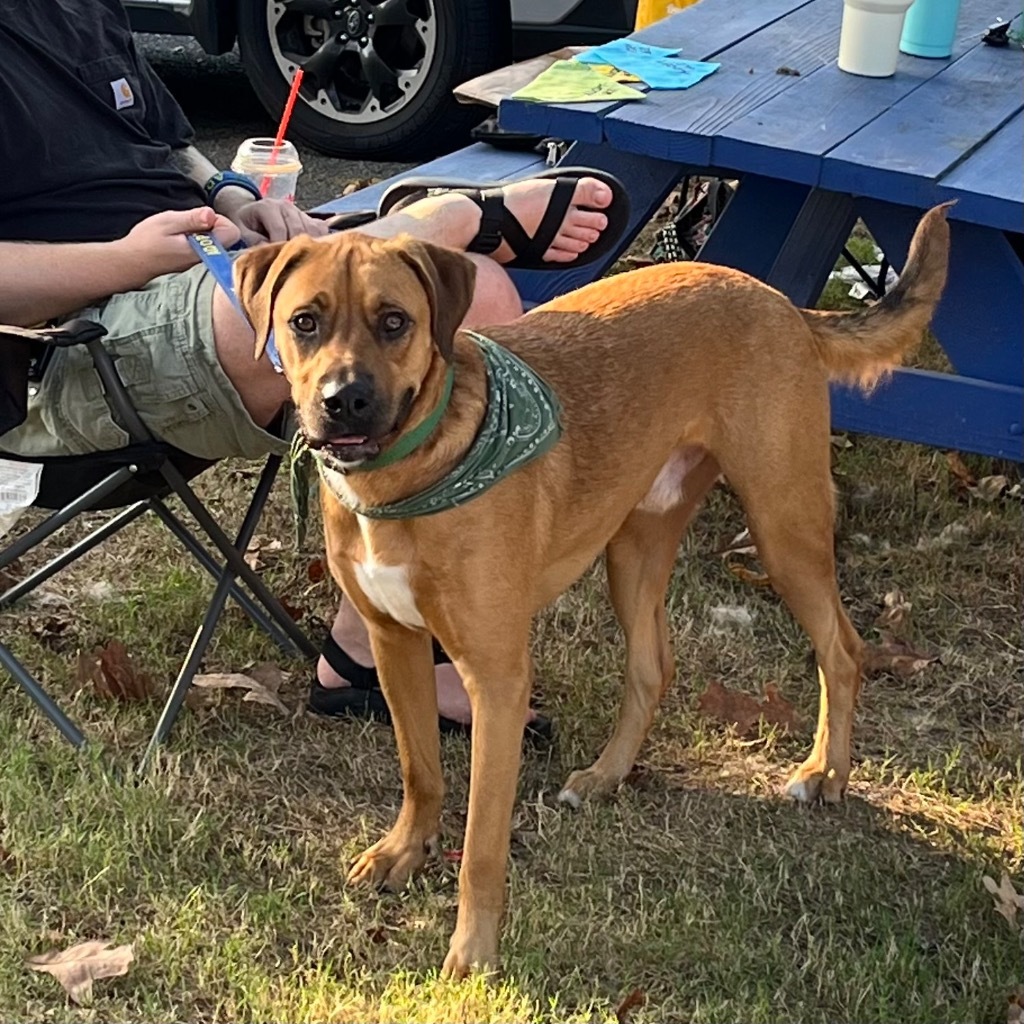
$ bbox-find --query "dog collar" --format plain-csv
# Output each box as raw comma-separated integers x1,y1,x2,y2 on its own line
188,232,285,373
305,331,563,520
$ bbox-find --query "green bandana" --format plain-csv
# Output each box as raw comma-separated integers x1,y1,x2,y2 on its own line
304,330,563,520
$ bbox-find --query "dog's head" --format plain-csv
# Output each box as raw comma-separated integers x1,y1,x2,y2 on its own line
234,232,476,465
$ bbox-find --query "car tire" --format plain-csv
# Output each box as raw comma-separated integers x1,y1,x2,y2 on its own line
237,0,511,161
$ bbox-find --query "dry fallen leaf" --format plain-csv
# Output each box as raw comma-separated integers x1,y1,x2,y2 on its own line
715,527,757,558
717,526,771,585
863,637,937,679
244,535,283,571
615,987,647,1024
280,596,306,621
970,474,1008,502
192,664,289,714
307,557,326,583
875,588,912,634
983,872,1024,928
726,560,771,587
945,451,976,491
76,640,153,702
26,940,134,1005
697,680,800,738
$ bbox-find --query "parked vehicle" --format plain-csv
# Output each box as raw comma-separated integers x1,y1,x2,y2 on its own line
124,0,638,159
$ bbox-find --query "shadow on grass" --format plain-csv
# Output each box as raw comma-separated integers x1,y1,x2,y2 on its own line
1,690,1018,1024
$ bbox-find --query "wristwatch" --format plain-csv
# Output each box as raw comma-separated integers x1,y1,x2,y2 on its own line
204,170,262,203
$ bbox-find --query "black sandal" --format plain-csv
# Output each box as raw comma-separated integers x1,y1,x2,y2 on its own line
309,635,553,744
376,166,631,271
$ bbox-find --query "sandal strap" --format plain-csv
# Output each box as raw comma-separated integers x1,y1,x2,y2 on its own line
321,634,378,690
466,188,505,255
498,175,577,265
321,633,452,690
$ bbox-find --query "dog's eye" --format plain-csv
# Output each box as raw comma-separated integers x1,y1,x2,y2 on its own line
290,312,317,335
380,311,409,339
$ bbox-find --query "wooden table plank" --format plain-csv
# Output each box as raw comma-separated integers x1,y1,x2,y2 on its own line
937,112,1024,231
819,30,1024,208
498,0,815,143
830,370,1023,460
712,0,1008,185
601,0,844,165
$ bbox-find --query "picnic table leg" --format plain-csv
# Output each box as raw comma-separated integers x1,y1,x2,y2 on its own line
698,176,856,306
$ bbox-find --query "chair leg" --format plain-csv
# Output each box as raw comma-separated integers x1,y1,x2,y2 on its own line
0,643,86,748
139,454,316,769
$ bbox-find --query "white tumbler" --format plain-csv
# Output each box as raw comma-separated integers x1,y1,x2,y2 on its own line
838,0,915,77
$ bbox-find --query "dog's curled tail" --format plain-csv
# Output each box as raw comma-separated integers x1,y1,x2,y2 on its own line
801,202,952,389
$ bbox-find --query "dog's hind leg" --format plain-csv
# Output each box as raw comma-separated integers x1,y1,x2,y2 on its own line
559,454,719,806
718,438,864,804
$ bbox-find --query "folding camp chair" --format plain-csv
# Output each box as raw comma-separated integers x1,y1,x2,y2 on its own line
0,318,319,764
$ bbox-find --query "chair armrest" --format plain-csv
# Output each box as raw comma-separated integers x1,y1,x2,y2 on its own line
0,318,108,347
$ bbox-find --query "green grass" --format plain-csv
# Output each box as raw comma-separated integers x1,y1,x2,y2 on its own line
1,238,1021,1022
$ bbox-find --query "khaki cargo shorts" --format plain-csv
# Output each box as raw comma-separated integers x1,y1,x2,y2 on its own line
0,264,289,462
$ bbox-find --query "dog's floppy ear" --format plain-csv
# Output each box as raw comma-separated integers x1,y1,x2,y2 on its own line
395,239,477,361
233,238,311,361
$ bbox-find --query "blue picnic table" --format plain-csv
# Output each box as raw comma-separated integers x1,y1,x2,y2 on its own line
493,0,1024,461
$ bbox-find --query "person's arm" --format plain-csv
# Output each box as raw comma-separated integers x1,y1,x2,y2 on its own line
0,207,239,327
168,145,328,244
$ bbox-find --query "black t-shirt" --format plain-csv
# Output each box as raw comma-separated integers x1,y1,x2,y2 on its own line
0,0,207,243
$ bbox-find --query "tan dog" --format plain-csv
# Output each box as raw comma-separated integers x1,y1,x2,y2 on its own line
234,204,950,977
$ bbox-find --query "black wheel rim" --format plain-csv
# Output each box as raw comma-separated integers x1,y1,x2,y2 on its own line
267,0,437,125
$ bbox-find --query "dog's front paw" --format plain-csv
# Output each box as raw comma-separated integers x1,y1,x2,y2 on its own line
441,932,499,980
783,759,848,804
347,829,437,890
557,765,621,808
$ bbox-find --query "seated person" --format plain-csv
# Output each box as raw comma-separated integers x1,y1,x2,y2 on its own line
0,0,621,735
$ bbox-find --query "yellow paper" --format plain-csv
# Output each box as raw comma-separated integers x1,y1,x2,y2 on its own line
586,63,644,83
511,60,645,103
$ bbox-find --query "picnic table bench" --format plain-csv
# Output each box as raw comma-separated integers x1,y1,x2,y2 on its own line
322,0,1023,460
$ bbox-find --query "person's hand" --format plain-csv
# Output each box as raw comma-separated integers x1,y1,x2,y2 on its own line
227,198,330,245
116,207,241,283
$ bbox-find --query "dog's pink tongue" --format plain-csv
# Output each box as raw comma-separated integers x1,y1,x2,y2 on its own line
332,436,368,445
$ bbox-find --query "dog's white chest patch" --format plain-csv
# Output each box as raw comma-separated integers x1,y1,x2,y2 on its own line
320,469,426,628
354,558,425,629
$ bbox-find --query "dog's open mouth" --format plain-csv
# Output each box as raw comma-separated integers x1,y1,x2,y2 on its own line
304,388,416,467
311,435,383,464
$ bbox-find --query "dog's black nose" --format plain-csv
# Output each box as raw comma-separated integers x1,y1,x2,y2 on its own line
321,374,376,429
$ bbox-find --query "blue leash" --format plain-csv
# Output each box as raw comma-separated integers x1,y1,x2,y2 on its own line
187,232,283,372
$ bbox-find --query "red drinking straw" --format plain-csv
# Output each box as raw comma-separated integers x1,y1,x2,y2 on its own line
259,67,305,197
